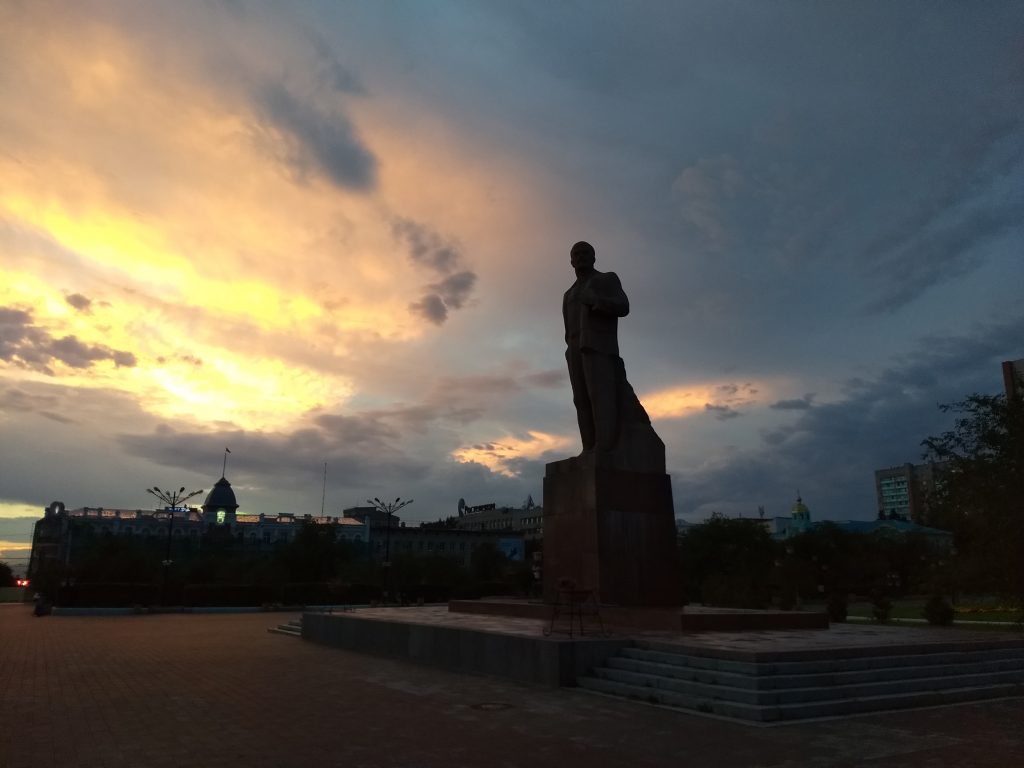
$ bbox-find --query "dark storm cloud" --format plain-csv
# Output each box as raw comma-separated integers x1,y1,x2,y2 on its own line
392,218,479,325
704,404,741,421
117,417,430,495
863,196,1024,314
312,412,401,445
365,370,559,433
47,336,137,370
675,316,1024,521
522,369,565,389
431,270,477,311
0,306,136,375
770,394,815,411
442,2,1024,329
111,362,565,515
409,294,449,325
0,385,77,425
308,32,365,95
64,293,92,312
252,82,376,191
392,218,461,273
669,109,1024,317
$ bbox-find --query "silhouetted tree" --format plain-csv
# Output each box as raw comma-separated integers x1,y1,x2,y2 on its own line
678,515,778,608
922,390,1024,603
470,542,508,582
0,561,14,588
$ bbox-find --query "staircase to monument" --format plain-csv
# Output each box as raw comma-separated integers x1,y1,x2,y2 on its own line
578,639,1024,722
268,617,302,638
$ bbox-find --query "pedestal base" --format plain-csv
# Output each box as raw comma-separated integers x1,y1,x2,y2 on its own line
542,454,681,607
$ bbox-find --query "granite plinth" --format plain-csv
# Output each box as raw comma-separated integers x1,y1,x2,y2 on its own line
543,454,681,607
302,608,627,687
448,599,829,632
450,599,683,630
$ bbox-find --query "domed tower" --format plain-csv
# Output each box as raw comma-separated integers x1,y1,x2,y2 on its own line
202,476,239,526
790,493,812,534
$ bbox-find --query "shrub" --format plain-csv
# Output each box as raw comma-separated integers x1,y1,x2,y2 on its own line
827,592,848,622
871,593,892,623
777,586,798,611
923,594,955,626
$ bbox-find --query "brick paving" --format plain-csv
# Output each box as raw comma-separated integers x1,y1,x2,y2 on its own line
1,604,1022,768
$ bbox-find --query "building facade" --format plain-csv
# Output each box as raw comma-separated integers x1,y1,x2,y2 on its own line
27,475,370,583
874,462,947,523
452,499,543,541
720,494,952,547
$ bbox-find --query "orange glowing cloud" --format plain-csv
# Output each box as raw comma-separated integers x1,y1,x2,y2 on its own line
641,381,767,420
453,431,574,477
0,2,574,443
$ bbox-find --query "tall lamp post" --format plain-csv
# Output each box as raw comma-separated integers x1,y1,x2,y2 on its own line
146,486,203,606
366,496,413,600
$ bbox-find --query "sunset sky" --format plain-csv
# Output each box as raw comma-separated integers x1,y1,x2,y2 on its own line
1,1,1022,569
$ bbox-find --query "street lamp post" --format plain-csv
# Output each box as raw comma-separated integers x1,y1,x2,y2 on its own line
366,496,413,601
146,486,203,606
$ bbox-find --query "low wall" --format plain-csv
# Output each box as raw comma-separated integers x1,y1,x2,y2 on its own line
302,611,628,687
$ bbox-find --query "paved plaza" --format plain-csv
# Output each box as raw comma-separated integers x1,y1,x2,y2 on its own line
1,605,1022,768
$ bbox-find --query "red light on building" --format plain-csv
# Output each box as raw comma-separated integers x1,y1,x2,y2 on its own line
15,579,30,587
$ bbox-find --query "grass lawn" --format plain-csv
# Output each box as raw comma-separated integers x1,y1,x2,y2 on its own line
840,596,1023,624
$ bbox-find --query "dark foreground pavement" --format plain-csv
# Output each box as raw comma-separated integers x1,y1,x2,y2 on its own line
1,606,1021,768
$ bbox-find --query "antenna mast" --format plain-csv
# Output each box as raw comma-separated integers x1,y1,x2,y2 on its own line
321,462,327,517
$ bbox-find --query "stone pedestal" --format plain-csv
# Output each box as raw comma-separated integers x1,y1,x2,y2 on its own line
542,454,681,607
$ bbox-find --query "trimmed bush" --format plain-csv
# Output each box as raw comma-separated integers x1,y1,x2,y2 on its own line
871,593,892,623
182,583,274,607
827,592,848,622
57,582,161,607
923,594,955,626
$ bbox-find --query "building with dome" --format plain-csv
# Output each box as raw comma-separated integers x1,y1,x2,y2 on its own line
202,476,239,526
730,493,951,548
750,494,814,540
26,473,370,585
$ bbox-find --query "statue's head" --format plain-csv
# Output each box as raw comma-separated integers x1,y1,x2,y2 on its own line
570,241,596,274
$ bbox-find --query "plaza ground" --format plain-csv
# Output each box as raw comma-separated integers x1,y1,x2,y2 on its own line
1,605,1022,768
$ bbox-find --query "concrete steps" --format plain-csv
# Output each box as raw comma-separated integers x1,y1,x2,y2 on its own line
267,618,302,638
578,640,1024,722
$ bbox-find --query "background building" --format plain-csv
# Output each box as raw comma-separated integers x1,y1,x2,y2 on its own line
452,498,543,541
27,475,370,584
1003,358,1024,400
874,462,947,523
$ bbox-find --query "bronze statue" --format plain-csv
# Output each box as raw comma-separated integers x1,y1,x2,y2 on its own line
562,241,664,472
